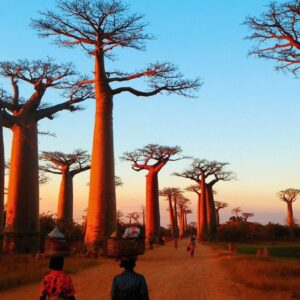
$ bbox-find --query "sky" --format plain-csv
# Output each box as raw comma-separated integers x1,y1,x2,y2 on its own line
1,0,300,226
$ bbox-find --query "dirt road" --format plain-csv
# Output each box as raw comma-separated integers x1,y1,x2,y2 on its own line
0,240,291,300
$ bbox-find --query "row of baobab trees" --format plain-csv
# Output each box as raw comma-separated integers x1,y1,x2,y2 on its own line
0,0,201,254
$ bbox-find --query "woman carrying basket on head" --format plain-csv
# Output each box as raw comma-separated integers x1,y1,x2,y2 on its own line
39,227,76,300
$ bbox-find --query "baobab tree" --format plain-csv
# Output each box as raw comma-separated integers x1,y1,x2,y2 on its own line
0,59,92,253
40,150,91,222
205,165,235,241
159,187,182,236
177,195,191,238
140,205,145,227
174,159,215,241
32,0,200,252
278,188,300,240
126,212,140,225
121,144,185,242
214,201,228,226
242,212,254,222
245,1,300,74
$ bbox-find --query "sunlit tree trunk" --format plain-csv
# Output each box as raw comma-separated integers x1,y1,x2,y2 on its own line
287,202,295,240
167,194,175,235
85,53,116,252
57,169,73,221
198,176,207,241
174,196,179,238
179,206,184,238
184,212,187,231
206,184,217,241
0,111,4,247
196,192,201,241
4,119,39,253
146,170,160,242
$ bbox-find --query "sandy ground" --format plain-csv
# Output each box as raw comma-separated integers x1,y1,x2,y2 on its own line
0,239,292,300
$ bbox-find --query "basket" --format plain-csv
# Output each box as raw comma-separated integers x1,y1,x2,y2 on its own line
106,237,145,258
44,237,70,257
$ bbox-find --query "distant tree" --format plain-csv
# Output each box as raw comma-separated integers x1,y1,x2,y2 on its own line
245,1,300,74
33,0,200,253
126,212,140,225
159,187,182,236
177,195,191,238
0,59,92,253
242,212,254,222
140,205,145,227
175,159,215,241
232,207,242,218
278,188,300,240
214,201,228,226
40,150,91,222
121,144,185,242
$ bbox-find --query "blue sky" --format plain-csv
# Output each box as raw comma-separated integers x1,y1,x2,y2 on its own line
1,0,299,225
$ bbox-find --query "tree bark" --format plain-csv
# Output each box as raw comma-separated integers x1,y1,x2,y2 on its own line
4,119,39,253
198,177,207,241
287,202,295,240
0,111,4,248
173,196,179,238
145,170,160,242
167,194,175,235
57,170,73,221
206,184,217,241
179,207,184,238
85,53,116,252
216,209,220,227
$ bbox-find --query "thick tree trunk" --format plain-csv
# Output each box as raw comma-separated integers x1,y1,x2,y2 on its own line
216,209,220,227
167,194,175,235
0,111,4,248
4,120,39,253
173,196,179,238
145,170,160,242
57,170,73,221
287,202,294,240
85,53,116,253
198,178,207,241
196,192,201,241
179,207,184,238
206,185,217,241
184,212,187,231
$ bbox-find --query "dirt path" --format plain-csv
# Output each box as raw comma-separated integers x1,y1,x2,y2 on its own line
0,239,291,300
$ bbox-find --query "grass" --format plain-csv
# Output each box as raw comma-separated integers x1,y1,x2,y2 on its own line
214,242,300,296
0,255,99,292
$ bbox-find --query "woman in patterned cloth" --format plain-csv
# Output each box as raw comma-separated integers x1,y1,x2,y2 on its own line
39,256,76,300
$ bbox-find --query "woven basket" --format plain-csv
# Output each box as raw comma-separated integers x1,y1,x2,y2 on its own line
106,237,145,258
44,237,70,257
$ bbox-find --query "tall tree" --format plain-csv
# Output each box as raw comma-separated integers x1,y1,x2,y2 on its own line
121,144,184,242
214,201,228,226
232,207,242,218
245,1,300,74
32,0,200,252
40,150,91,222
278,188,300,240
159,187,181,236
174,159,214,241
0,59,92,253
205,165,235,241
177,195,191,238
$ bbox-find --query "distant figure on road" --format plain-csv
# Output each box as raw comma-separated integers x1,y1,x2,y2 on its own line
187,236,196,257
111,256,149,300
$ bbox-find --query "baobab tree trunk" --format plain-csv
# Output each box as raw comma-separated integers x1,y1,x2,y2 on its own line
179,207,184,238
206,185,217,241
198,178,208,241
167,194,175,235
287,202,295,240
184,212,187,231
216,210,220,227
4,120,39,253
85,53,116,252
0,111,4,248
145,171,161,242
174,196,179,238
57,170,73,221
